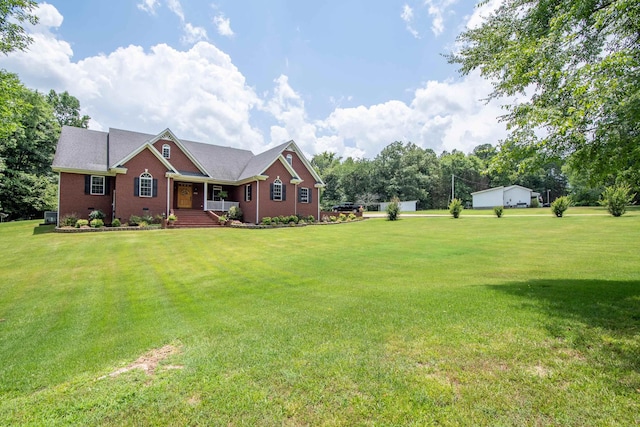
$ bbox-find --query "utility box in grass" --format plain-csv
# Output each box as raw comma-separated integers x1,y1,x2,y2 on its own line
44,211,57,225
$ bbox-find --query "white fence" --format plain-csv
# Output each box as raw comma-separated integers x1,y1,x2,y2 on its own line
205,200,239,212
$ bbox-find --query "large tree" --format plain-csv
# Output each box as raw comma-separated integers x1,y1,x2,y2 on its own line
1,1,38,138
0,0,38,54
449,0,640,188
46,90,90,128
0,87,60,219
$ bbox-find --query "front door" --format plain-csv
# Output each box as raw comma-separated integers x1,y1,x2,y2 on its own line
177,183,192,208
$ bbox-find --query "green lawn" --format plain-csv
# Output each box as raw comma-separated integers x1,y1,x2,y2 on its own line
1,215,639,425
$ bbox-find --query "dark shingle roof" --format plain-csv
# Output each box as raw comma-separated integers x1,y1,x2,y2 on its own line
52,126,109,172
52,126,299,183
181,139,254,182
238,141,292,181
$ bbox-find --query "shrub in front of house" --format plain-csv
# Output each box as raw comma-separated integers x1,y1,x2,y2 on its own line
551,196,571,217
88,210,105,221
338,213,346,222
90,218,104,228
76,219,89,228
111,218,121,227
307,215,315,223
348,213,357,221
329,215,337,222
154,214,164,224
386,197,400,221
141,214,154,224
228,206,243,221
449,198,463,218
128,215,142,226
494,206,504,218
600,184,635,217
288,215,298,224
60,213,79,227
530,198,540,208
261,216,272,225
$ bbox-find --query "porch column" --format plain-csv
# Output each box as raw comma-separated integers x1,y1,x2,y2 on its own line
203,183,208,211
256,180,260,224
166,176,171,216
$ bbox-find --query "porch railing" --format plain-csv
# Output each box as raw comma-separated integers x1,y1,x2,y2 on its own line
205,200,240,212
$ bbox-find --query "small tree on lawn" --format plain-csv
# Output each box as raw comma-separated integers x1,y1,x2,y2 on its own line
551,196,571,217
449,198,463,218
600,184,635,217
386,197,400,221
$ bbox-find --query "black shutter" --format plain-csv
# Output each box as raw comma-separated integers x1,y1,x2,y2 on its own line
152,179,158,197
104,177,110,195
270,183,274,200
85,176,90,194
134,177,139,196
282,184,286,201
298,187,302,203
309,188,312,203
247,184,252,202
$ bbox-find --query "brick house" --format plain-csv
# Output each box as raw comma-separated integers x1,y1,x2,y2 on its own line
52,126,324,225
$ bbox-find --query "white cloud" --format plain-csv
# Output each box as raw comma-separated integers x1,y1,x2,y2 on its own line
33,3,63,28
182,22,208,44
400,4,420,39
263,75,320,155
424,0,458,36
137,0,160,15
465,0,502,29
166,0,185,21
0,10,263,150
213,14,234,37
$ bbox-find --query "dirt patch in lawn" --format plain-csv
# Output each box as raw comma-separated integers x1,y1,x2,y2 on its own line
100,344,183,379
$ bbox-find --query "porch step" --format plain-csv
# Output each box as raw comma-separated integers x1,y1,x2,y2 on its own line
172,209,221,228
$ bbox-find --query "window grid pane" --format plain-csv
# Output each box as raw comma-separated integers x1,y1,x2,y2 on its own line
140,173,152,197
91,176,105,195
273,180,282,201
300,187,309,203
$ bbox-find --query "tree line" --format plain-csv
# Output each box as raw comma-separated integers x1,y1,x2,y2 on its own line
312,141,576,210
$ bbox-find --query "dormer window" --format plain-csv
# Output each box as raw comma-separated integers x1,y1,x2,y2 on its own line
162,144,170,159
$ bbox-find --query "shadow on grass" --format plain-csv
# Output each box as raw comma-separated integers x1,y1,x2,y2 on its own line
490,279,640,377
32,224,55,235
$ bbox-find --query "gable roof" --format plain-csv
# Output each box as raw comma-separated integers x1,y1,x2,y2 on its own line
471,185,533,196
52,126,324,186
52,126,110,173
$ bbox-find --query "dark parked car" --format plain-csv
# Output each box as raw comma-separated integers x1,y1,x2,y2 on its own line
332,202,358,212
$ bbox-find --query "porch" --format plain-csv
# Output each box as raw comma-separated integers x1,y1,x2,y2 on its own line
205,200,240,212
173,181,239,213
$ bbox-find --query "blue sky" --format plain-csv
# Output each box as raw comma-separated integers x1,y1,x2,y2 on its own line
1,0,506,158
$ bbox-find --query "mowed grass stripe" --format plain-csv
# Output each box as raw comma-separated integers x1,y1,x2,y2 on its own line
0,216,638,425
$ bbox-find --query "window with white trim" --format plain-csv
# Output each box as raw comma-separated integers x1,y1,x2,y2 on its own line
286,153,293,166
272,178,282,201
139,172,153,197
90,175,105,195
245,183,252,202
162,144,171,159
300,187,309,203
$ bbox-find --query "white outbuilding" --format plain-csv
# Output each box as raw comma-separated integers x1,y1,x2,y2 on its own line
472,185,538,209
379,200,418,212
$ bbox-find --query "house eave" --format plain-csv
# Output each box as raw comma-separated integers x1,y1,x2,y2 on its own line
52,167,117,176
